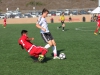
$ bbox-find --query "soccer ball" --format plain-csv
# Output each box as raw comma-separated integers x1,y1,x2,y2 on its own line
59,53,66,59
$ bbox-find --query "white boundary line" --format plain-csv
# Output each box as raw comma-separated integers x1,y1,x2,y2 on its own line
75,27,95,31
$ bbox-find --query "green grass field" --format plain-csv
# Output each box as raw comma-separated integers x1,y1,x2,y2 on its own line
0,22,100,75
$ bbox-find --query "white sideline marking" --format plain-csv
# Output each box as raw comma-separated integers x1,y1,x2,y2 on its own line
75,27,94,31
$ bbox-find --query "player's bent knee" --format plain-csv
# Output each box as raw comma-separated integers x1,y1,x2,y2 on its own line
49,43,53,46
53,42,56,46
48,42,53,46
51,40,56,46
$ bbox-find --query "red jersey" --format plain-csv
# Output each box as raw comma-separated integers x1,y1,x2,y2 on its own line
18,34,47,57
4,18,6,22
18,34,33,51
97,19,100,26
98,14,100,18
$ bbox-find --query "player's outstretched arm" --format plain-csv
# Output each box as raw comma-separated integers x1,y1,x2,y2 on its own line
26,38,34,41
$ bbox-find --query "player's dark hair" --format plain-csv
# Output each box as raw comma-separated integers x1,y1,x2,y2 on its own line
42,8,49,14
21,30,28,35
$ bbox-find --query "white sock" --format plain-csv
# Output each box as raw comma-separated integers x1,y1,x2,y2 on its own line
44,44,51,49
52,46,57,56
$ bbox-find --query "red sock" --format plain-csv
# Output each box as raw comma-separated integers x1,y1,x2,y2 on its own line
32,54,39,58
41,49,48,56
4,24,6,27
54,54,57,57
95,28,98,33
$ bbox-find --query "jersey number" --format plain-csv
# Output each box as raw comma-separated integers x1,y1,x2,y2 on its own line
21,40,25,46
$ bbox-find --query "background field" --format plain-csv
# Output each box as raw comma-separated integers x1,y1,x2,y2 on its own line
0,22,100,75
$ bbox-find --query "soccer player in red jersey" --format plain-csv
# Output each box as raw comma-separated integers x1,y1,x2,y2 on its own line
18,30,48,62
3,17,7,28
94,15,100,35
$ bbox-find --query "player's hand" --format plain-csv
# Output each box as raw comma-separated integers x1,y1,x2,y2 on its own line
41,28,46,32
31,38,34,40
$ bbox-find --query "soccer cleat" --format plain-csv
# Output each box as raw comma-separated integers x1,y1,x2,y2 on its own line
94,32,98,35
62,30,64,31
4,27,6,28
53,56,60,59
57,27,59,29
38,55,44,62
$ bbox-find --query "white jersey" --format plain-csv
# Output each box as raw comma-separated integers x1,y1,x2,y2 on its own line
37,16,50,33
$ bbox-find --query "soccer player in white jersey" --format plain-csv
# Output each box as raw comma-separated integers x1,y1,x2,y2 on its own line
36,8,60,59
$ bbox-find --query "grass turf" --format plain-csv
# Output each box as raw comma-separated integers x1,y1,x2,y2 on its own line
0,22,100,75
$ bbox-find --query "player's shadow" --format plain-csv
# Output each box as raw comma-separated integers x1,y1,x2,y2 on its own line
64,29,69,31
43,57,52,63
51,49,65,56
30,56,38,61
30,56,52,63
30,49,65,63
44,49,65,62
44,48,65,62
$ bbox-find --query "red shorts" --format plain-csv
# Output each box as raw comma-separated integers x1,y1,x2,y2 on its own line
4,22,6,25
29,46,47,58
97,24,100,27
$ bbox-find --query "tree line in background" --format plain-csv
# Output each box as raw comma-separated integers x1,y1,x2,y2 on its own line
0,0,97,12
26,0,45,7
0,0,2,3
90,0,97,1
0,0,44,6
